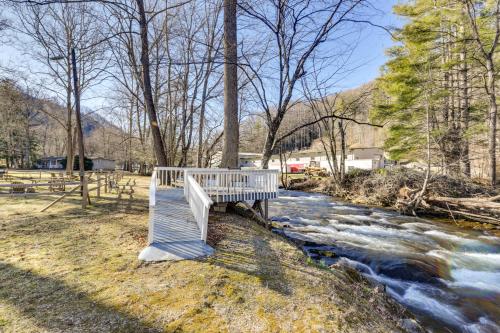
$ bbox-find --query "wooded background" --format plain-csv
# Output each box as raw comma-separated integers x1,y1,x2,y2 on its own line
0,0,498,185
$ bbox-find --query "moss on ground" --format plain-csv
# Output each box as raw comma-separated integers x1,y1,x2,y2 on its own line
0,175,408,332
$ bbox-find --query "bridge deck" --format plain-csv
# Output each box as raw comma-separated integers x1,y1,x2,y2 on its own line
138,188,214,262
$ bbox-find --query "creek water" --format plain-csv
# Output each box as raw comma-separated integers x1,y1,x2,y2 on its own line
268,190,500,333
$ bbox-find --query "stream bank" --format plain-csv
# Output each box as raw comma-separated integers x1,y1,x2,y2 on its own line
287,168,500,234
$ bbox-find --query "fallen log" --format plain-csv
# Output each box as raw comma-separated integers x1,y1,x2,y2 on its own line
428,205,500,226
425,195,500,225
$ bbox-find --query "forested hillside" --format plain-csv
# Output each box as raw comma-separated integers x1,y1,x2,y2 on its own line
0,79,125,168
240,83,386,154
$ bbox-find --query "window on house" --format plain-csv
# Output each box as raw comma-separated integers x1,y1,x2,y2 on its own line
296,158,300,161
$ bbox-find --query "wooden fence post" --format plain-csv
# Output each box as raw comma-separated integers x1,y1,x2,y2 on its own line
104,174,108,193
97,174,101,198
82,175,88,209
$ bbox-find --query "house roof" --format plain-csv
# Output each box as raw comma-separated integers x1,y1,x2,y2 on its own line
90,157,115,162
239,152,262,159
39,156,65,160
347,144,383,150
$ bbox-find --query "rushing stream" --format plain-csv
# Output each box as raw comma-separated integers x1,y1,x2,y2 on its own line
268,190,500,333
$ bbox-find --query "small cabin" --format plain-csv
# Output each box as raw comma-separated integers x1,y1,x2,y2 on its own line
91,157,116,171
36,156,65,169
239,152,263,169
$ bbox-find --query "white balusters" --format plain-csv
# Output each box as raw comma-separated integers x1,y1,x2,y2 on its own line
149,169,157,207
150,167,279,242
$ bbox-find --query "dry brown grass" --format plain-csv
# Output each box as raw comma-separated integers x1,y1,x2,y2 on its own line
0,175,408,333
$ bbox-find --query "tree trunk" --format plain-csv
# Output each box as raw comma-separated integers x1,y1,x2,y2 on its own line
339,120,346,181
136,0,168,167
459,34,471,177
220,0,239,169
486,57,497,186
65,78,73,174
261,123,277,169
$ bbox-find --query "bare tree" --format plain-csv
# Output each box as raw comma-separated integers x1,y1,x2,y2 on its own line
463,0,500,186
6,1,106,174
135,0,168,166
238,0,369,168
220,0,239,168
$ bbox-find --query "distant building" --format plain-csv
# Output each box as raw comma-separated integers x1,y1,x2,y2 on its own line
35,156,65,169
209,147,385,173
239,152,262,169
91,157,115,171
210,152,262,168
267,146,385,173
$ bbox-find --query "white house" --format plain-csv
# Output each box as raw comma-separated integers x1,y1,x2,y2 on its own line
91,157,116,171
266,147,385,173
209,147,385,173
211,152,263,169
36,156,65,169
239,152,263,169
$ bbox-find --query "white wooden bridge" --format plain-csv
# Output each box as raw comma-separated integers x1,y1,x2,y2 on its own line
139,167,279,262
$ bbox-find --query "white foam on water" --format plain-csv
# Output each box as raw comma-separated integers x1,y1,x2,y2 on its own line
322,228,405,251
388,285,467,327
337,257,376,275
463,317,500,333
337,258,409,290
329,204,362,211
370,217,396,226
289,225,407,252
401,222,438,231
328,222,424,242
331,215,366,224
427,250,500,270
296,217,323,225
448,269,500,294
279,195,327,201
344,214,377,222
424,230,484,247
478,235,500,243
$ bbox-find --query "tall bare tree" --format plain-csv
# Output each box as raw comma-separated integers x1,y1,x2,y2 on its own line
238,0,369,168
136,0,168,166
463,0,500,186
6,1,105,174
220,0,239,168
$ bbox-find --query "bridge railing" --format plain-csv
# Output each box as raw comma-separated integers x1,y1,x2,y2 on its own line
154,167,226,188
149,168,157,207
184,175,213,242
185,169,279,202
150,167,279,243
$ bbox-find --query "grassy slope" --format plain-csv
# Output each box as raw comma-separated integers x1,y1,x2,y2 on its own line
0,176,407,333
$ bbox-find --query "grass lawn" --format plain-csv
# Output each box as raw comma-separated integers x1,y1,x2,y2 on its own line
0,175,408,332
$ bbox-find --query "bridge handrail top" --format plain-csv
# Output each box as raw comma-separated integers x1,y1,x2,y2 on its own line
186,169,279,174
186,175,213,207
154,167,278,174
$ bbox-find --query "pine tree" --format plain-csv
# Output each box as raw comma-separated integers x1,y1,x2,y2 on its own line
374,0,485,178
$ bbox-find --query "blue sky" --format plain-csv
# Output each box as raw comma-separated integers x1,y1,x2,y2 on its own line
336,0,403,90
0,0,403,110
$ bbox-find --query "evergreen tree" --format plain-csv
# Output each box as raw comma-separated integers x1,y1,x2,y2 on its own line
374,0,492,178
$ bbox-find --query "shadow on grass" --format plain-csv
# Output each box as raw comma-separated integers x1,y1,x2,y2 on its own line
0,262,160,333
208,222,292,295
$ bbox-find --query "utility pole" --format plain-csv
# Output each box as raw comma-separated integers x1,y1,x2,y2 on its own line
71,48,88,208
